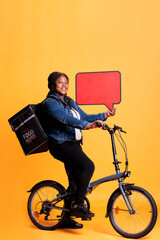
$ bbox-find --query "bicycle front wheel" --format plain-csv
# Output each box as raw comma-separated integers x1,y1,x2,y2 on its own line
27,181,69,230
108,185,157,238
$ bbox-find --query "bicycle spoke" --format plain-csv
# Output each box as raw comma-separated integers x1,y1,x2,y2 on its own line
39,189,48,199
109,186,157,238
29,185,66,228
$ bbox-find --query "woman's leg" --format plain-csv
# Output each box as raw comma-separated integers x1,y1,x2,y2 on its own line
64,143,95,204
48,141,95,204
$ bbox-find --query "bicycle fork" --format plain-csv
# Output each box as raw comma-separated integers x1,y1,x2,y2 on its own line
111,132,135,215
119,181,136,214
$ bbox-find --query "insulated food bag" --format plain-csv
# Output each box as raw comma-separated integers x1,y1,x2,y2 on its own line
8,104,48,155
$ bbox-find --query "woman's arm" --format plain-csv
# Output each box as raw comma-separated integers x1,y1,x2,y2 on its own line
76,104,116,122
85,108,116,129
43,98,90,129
76,105,106,122
76,103,116,129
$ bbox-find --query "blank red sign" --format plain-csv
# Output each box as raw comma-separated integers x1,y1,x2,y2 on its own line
76,71,121,110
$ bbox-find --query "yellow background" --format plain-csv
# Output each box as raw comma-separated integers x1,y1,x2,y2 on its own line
1,0,160,239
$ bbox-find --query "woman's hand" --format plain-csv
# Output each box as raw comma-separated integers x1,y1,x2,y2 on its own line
86,108,116,129
105,108,116,118
86,120,105,129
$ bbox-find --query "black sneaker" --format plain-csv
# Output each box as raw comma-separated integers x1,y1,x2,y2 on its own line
59,219,83,229
71,203,95,218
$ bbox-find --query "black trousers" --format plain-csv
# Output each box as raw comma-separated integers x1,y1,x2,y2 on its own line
48,140,95,204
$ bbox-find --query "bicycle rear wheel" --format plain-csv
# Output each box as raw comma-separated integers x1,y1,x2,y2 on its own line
27,181,69,230
108,185,157,238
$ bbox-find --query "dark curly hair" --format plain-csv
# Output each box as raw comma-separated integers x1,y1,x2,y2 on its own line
48,71,69,90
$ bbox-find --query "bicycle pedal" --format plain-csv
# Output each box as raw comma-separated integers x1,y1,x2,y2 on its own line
81,217,92,221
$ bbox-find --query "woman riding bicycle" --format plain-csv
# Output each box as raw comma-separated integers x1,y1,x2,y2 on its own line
43,71,116,228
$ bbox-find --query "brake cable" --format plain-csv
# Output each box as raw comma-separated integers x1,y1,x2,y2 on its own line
115,130,128,171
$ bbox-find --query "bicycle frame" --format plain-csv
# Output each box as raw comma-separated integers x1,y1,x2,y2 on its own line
31,124,135,214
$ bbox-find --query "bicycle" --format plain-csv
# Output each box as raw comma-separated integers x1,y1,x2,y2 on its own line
27,123,157,239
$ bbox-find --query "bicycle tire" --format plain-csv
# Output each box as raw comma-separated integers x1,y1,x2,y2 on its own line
27,181,69,230
108,185,157,238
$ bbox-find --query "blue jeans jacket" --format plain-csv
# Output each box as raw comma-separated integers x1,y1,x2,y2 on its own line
43,93,107,143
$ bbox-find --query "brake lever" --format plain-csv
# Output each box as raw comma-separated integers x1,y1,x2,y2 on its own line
114,125,127,134
121,129,127,134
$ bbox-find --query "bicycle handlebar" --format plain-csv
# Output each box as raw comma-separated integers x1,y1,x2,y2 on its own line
96,122,127,134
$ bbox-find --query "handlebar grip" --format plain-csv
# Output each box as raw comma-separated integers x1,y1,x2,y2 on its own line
96,122,111,131
96,122,102,127
96,123,126,133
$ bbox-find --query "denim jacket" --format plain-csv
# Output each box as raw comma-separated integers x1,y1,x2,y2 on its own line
43,93,107,143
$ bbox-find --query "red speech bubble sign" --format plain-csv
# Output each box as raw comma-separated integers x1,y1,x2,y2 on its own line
76,71,121,110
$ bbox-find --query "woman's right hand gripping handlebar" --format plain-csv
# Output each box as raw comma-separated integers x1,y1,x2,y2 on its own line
86,120,105,129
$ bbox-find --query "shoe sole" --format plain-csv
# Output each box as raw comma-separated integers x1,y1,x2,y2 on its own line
71,211,95,218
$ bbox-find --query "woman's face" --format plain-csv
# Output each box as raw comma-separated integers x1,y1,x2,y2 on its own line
54,75,69,98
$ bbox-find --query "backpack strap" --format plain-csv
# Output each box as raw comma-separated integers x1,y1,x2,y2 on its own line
45,94,73,108
46,95,62,105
